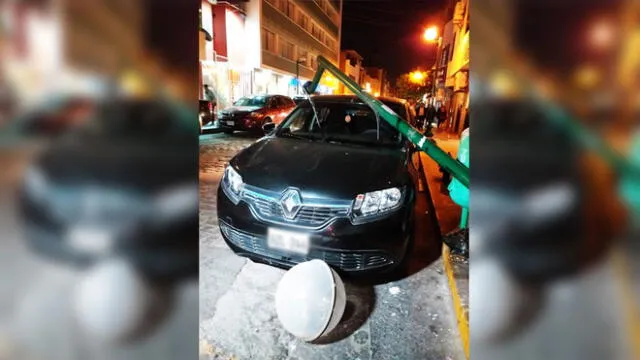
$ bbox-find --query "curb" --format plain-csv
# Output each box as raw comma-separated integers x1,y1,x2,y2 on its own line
442,245,469,359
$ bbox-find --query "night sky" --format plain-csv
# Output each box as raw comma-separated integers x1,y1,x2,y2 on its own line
341,0,447,81
514,0,621,79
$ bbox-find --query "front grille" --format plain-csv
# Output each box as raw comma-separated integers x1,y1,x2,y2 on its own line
220,222,393,271
243,190,349,228
219,112,246,120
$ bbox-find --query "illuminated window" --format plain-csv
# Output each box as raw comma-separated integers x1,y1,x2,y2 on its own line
262,28,277,53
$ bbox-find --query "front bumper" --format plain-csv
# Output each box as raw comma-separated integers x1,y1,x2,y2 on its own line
18,189,198,282
216,185,413,274
218,116,262,131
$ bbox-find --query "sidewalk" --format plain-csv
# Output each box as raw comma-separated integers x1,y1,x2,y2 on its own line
419,129,469,358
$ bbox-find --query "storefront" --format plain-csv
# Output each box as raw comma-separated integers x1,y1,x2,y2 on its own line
201,60,252,109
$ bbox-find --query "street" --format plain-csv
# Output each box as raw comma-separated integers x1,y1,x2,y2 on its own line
198,132,465,360
0,143,198,360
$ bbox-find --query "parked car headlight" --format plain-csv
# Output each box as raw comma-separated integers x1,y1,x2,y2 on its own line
248,111,261,118
351,187,403,220
222,166,244,203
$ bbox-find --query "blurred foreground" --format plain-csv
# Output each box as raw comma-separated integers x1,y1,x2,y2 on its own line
472,0,639,359
0,1,199,359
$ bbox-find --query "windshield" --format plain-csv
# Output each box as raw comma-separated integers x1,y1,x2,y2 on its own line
233,96,267,107
276,100,403,146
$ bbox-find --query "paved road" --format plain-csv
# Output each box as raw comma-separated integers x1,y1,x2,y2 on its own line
199,132,465,360
0,143,198,360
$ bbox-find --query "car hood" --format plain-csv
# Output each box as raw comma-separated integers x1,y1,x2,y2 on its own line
221,106,263,114
231,137,409,199
34,136,195,194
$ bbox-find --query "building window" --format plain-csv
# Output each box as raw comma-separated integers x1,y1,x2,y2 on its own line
310,55,317,70
311,23,323,42
262,28,277,53
325,37,335,50
286,1,295,18
280,39,295,60
298,50,308,66
298,12,309,31
278,0,287,13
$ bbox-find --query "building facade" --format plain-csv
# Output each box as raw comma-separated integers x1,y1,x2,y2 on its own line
2,0,148,106
435,0,469,136
338,49,364,94
201,0,343,108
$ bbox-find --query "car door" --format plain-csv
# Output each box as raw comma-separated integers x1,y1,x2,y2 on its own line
272,96,290,124
265,96,280,122
278,96,296,123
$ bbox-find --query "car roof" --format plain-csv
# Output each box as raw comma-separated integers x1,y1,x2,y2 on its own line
306,94,407,106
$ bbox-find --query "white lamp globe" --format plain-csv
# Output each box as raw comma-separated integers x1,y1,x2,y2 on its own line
73,258,155,343
275,260,346,341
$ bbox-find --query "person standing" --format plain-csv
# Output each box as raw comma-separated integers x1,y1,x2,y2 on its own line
437,103,447,128
425,103,436,135
415,101,426,130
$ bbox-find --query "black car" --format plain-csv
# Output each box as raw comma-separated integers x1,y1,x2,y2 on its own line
217,95,419,274
18,98,198,281
217,94,296,134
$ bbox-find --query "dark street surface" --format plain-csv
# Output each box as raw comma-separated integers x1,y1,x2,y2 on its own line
0,142,198,360
198,132,465,360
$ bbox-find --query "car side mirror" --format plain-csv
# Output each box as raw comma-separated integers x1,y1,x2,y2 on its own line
262,122,276,133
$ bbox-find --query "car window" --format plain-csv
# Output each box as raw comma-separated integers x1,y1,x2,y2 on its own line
234,96,267,107
281,97,295,107
277,101,401,146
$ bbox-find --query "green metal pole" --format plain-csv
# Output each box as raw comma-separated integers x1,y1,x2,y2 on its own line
305,56,470,189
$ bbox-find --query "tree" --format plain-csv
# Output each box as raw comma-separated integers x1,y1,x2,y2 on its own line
395,71,431,101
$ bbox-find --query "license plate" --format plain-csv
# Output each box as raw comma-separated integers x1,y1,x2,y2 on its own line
267,228,310,255
67,227,114,255
226,121,235,126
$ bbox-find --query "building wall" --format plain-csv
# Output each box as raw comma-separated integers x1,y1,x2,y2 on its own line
440,0,470,136
61,0,144,75
259,0,342,95
339,50,363,94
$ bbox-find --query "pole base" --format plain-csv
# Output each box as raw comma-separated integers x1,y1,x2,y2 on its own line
442,228,469,257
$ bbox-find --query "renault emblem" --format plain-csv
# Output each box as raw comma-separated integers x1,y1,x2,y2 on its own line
280,188,302,220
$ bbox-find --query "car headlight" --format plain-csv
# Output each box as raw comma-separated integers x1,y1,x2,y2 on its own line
351,187,403,221
248,111,261,118
221,165,244,204
155,183,198,221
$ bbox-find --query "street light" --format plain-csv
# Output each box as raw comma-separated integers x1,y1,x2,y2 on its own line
296,57,307,95
409,71,427,85
423,26,439,43
590,20,615,50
